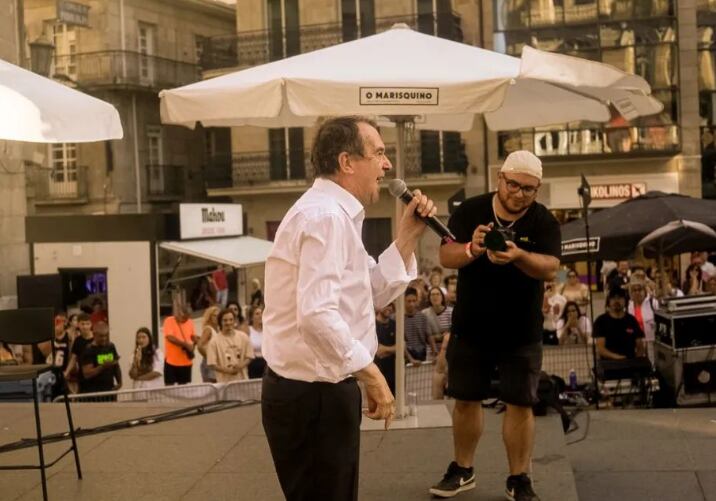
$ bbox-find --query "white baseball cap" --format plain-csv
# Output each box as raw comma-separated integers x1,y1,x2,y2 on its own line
500,150,542,181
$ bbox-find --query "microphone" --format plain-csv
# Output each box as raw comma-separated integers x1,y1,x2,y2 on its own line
388,179,456,244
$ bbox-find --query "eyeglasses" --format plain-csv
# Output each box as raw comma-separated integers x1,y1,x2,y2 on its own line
501,175,539,196
359,149,388,163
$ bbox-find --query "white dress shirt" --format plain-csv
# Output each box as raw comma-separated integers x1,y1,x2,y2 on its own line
263,178,417,383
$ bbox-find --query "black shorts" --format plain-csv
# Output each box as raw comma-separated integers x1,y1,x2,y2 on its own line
445,334,542,407
164,362,192,385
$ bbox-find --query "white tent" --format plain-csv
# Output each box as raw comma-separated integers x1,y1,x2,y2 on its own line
0,58,123,143
159,24,663,417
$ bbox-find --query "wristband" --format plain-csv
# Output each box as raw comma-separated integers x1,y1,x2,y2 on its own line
465,242,476,259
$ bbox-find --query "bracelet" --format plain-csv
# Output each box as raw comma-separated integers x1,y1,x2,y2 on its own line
465,242,476,259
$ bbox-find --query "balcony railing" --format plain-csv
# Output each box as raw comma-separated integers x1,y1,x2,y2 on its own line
31,165,88,203
204,140,462,190
146,164,186,200
498,125,681,159
53,51,200,90
200,12,463,71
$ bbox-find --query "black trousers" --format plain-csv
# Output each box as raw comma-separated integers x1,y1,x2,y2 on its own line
262,368,361,501
164,362,192,385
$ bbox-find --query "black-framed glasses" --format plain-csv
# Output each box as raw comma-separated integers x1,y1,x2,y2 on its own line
500,174,540,196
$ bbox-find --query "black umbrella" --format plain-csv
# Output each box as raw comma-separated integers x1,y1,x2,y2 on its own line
560,191,716,263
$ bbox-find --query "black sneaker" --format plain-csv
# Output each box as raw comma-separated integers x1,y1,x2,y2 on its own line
429,461,476,498
505,473,540,501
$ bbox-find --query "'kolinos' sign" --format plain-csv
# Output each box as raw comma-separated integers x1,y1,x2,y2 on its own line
180,204,243,239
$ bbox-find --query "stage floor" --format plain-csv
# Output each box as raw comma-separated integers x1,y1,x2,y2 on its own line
0,401,577,501
1,402,714,500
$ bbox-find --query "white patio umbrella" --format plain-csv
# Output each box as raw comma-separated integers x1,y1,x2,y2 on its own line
0,58,123,142
638,220,716,297
160,24,662,417
160,24,660,131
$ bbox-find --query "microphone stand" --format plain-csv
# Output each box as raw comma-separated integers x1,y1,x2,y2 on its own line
578,174,600,409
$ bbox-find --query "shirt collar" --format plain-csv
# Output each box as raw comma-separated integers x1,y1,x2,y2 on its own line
313,177,364,220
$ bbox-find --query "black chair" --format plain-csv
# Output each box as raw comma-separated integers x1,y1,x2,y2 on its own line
0,308,82,501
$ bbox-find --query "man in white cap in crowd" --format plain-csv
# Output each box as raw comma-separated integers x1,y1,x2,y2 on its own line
429,150,561,501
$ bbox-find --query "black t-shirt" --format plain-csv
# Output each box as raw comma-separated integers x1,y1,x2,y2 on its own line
71,336,93,381
79,342,119,393
608,274,629,295
446,192,561,348
593,313,645,359
376,318,396,348
50,334,71,371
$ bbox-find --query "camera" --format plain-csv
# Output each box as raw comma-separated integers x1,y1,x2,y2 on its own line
484,227,516,252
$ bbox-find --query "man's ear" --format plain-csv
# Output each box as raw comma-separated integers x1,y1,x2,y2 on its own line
337,151,354,174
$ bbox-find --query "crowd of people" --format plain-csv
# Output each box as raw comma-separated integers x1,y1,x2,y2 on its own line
368,250,716,395
0,276,267,401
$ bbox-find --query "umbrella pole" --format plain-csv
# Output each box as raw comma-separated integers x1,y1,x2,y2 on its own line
580,180,600,409
394,118,408,419
658,242,666,299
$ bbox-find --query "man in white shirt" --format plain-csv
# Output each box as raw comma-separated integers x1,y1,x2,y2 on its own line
262,116,436,501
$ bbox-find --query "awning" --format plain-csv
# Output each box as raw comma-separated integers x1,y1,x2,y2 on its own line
159,236,274,268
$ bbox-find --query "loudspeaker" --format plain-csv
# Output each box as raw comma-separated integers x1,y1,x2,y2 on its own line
655,342,716,406
16,274,63,311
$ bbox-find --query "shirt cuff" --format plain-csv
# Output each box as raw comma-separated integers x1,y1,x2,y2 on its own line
342,338,374,377
380,241,418,282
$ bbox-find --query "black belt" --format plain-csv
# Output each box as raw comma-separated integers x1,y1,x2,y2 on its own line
266,367,355,384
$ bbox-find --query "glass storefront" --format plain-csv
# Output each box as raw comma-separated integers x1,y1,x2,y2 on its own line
493,0,680,159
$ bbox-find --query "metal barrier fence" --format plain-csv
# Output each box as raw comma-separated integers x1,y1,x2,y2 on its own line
53,366,433,404
53,343,655,406
543,343,595,385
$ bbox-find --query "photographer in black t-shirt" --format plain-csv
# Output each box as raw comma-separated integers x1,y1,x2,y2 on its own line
429,151,560,501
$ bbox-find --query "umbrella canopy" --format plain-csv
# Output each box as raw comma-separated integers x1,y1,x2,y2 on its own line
0,58,123,143
561,192,716,262
160,24,661,131
638,220,716,258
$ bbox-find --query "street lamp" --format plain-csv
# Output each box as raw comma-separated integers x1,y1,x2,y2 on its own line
29,36,54,77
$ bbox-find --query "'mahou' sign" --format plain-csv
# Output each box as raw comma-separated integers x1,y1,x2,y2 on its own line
180,203,243,240
360,87,439,106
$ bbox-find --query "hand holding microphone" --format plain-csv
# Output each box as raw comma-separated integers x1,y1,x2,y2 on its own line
389,179,454,243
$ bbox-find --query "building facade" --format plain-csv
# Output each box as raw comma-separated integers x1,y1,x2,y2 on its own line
23,0,235,215
0,0,31,304
489,0,705,219
200,0,484,269
197,0,708,270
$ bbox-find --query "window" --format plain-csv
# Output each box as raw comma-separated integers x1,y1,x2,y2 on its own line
53,23,77,80
138,23,156,84
420,131,464,173
341,0,375,41
417,0,458,39
698,7,716,198
268,0,300,61
49,143,78,197
268,128,305,181
195,34,207,67
147,126,164,193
